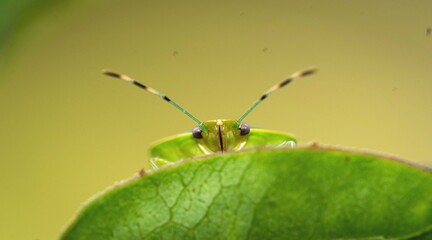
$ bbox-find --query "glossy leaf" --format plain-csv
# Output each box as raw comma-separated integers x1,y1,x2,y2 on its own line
61,147,432,240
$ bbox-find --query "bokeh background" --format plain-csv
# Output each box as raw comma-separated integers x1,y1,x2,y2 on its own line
1,0,431,239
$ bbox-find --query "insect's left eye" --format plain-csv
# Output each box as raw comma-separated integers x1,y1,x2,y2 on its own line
192,126,203,139
239,122,250,135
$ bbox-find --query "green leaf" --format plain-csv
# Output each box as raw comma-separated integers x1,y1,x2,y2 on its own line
60,147,432,240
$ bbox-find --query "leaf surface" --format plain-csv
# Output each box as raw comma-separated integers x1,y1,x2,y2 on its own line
61,147,432,240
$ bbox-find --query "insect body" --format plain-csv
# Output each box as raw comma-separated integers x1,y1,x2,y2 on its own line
103,68,317,169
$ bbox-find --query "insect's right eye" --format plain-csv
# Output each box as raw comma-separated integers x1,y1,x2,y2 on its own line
192,126,203,139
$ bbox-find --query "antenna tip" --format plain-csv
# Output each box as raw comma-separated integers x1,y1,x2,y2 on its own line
102,69,120,78
102,69,133,82
301,67,318,77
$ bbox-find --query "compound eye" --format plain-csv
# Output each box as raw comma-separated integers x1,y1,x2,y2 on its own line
239,122,250,135
192,126,203,139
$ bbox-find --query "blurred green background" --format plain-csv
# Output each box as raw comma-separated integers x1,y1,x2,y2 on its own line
0,0,431,239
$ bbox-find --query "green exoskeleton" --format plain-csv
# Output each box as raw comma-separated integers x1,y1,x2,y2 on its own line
103,68,317,169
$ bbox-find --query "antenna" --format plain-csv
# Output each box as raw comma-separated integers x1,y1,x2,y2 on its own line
102,70,205,129
236,68,318,124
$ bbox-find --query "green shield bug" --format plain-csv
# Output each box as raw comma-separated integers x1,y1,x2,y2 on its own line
103,68,317,169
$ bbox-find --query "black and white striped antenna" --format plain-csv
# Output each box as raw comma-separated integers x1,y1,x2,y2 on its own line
102,70,205,129
236,68,318,124
103,68,317,130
